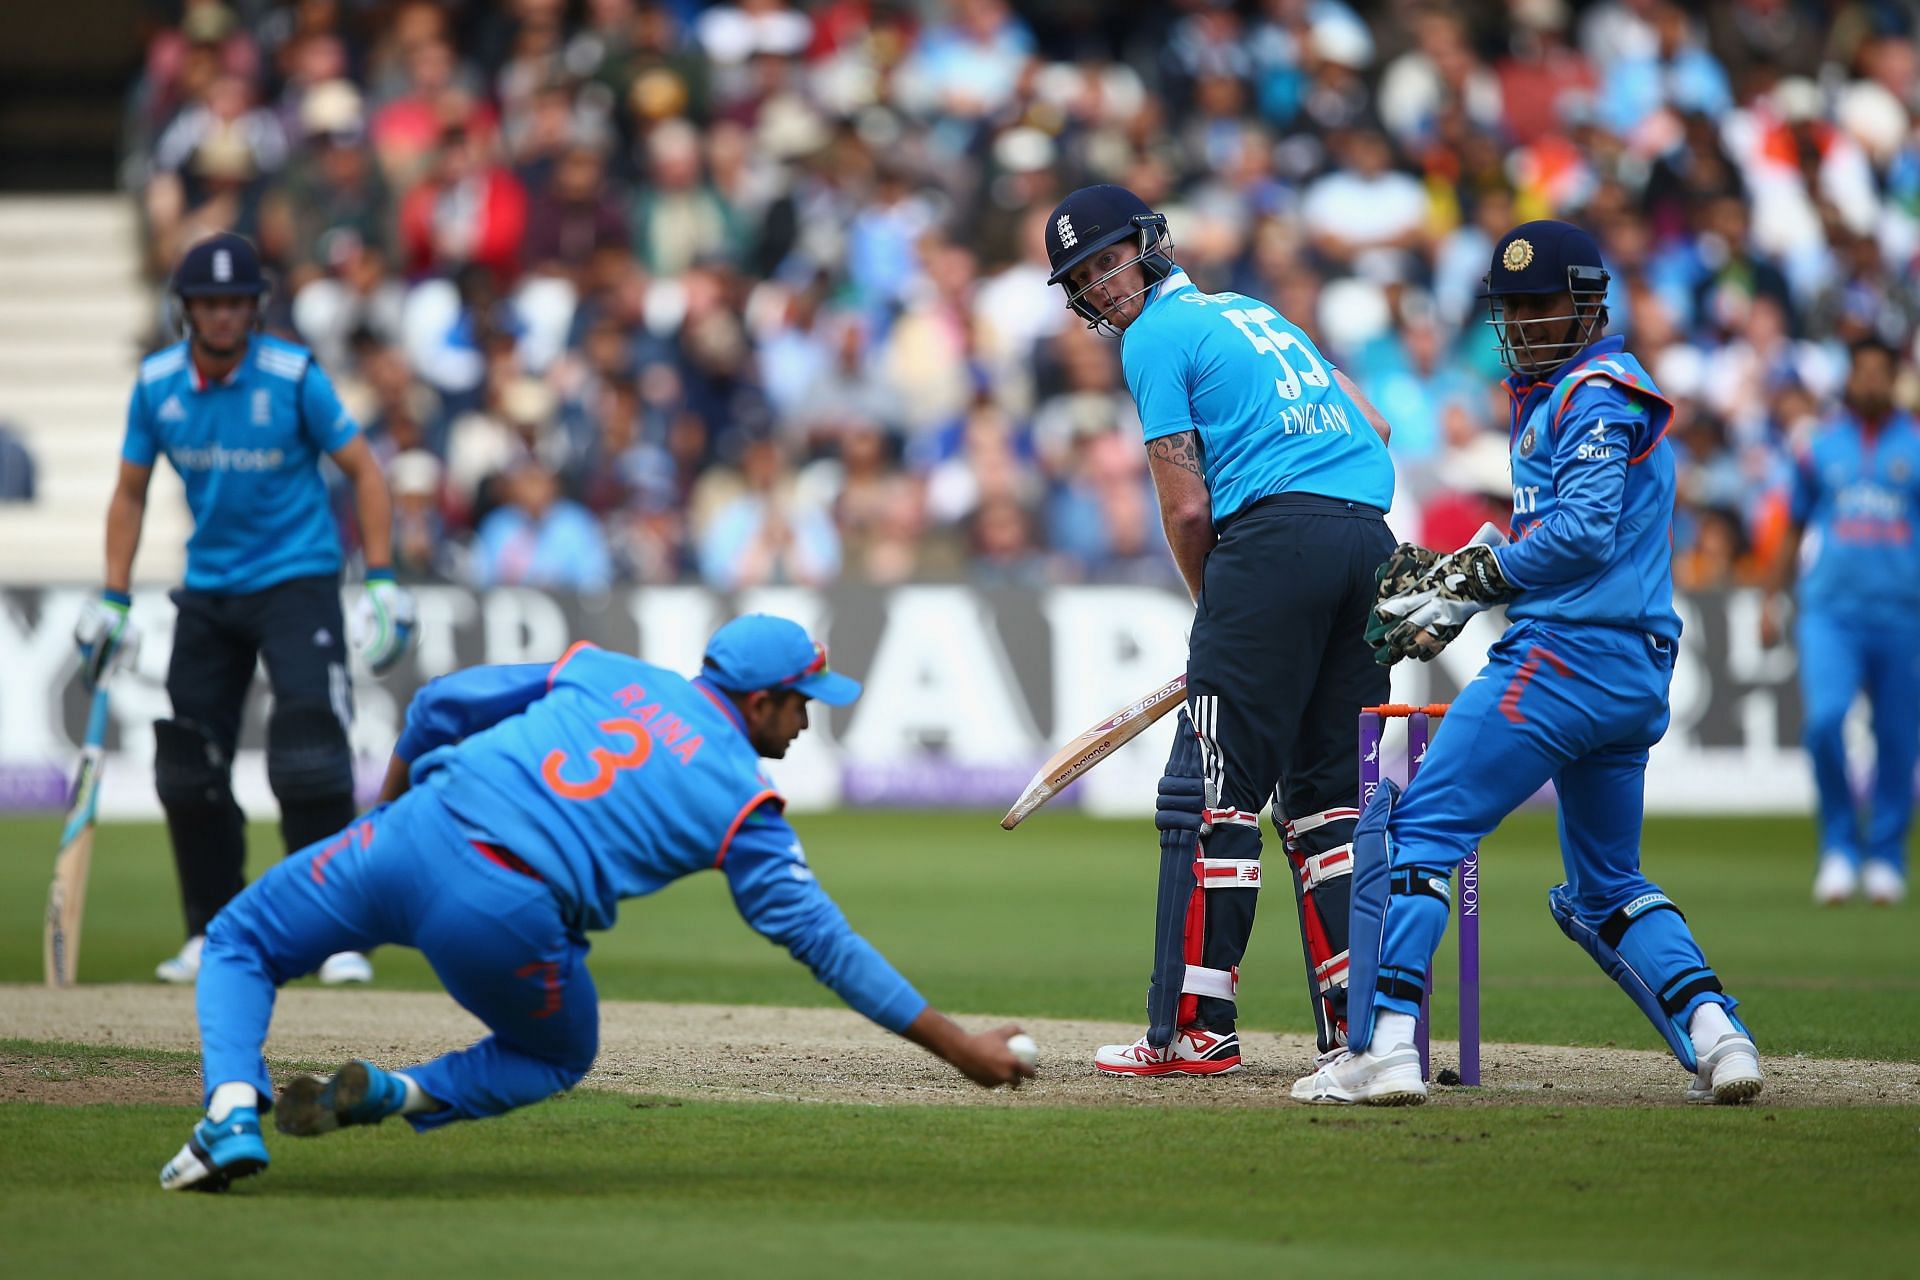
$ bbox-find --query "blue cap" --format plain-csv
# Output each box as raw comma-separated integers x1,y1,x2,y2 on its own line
701,614,862,706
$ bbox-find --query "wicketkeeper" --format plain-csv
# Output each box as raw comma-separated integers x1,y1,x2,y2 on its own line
76,231,416,987
1044,185,1399,1076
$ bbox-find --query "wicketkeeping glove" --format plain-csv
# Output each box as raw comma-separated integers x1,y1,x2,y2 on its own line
1374,544,1513,663
74,589,139,687
1368,545,1440,666
352,571,417,676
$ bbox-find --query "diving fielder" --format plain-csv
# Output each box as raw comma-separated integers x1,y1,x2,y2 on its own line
1297,220,1764,1105
1761,338,1917,907
159,615,1033,1192
74,232,415,988
1044,185,1398,1076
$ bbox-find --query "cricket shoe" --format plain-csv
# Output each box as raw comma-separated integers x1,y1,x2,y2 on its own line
155,935,204,985
1812,853,1858,906
1862,860,1906,906
1290,1044,1427,1106
1685,1032,1764,1105
275,1059,408,1136
1094,1027,1242,1077
318,950,374,985
159,1106,268,1192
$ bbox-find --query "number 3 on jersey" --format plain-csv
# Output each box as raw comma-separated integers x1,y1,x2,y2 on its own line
542,718,653,801
1222,306,1330,401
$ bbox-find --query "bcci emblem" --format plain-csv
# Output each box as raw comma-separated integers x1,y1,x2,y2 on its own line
1519,425,1538,457
1056,213,1078,250
1503,238,1534,272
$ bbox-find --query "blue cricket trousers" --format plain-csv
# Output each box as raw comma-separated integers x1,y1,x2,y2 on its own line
1797,609,1920,872
197,786,598,1128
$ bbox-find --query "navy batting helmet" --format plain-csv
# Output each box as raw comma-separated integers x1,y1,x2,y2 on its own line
1481,219,1610,376
172,232,269,298
1044,185,1176,333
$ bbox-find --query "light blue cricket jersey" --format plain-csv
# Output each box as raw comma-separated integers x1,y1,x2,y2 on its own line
122,336,359,592
399,644,926,1032
1789,409,1920,620
1493,337,1683,640
1120,271,1394,521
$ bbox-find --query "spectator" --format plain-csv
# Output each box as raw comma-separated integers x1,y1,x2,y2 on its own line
0,422,36,502
473,458,614,591
697,436,841,589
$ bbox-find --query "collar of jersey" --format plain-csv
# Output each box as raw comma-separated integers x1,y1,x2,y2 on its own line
188,343,249,392
1139,269,1193,317
692,674,751,738
1504,333,1625,400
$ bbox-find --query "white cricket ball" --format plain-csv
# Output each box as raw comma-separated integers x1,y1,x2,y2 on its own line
1006,1032,1039,1069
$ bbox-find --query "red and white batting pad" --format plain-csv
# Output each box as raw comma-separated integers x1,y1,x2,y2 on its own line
1284,807,1358,839
1197,858,1262,888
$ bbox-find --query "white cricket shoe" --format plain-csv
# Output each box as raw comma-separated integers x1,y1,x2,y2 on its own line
1813,853,1858,906
1290,1044,1427,1106
1862,860,1906,906
318,951,374,985
1094,1027,1242,1077
1685,1032,1764,1105
156,935,205,985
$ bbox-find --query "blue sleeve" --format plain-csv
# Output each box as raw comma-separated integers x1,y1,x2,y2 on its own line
1493,382,1645,591
122,383,158,467
1788,445,1819,527
300,360,361,454
722,805,928,1034
395,663,552,760
1122,323,1197,442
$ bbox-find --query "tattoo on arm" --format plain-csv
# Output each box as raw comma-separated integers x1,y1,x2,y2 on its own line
1148,431,1203,476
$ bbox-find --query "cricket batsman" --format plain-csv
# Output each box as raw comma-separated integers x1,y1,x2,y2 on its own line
160,615,1034,1191
1760,337,1917,907
73,231,415,988
1043,185,1399,1076
1296,220,1765,1105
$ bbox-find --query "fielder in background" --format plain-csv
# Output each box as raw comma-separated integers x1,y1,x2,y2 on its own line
159,615,1033,1192
1760,338,1917,907
1044,185,1398,1076
1297,220,1764,1106
74,231,415,988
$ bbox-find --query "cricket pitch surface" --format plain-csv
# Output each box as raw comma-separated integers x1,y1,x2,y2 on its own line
4,985,1914,1109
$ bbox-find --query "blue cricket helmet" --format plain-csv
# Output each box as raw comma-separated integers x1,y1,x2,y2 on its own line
1480,219,1610,375
1044,184,1176,331
173,232,269,298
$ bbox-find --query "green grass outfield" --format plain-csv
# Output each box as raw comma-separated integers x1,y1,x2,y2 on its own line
3,811,1917,1276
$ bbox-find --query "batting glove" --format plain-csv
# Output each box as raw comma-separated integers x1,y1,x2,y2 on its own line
74,589,139,688
352,571,417,676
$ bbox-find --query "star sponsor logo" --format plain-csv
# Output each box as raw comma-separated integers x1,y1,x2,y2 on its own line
1575,419,1616,461
157,394,187,422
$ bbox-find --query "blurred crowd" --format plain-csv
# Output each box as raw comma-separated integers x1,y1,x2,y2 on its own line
122,0,1920,593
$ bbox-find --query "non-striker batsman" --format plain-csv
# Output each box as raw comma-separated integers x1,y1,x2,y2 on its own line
1044,185,1398,1076
1298,220,1764,1106
75,231,415,987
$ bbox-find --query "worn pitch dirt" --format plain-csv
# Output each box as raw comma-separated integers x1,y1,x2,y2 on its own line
4,985,1914,1109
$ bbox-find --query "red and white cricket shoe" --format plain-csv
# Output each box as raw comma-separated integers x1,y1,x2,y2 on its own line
1093,1026,1242,1077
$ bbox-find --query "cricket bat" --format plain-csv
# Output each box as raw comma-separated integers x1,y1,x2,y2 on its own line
44,684,111,988
1001,673,1187,830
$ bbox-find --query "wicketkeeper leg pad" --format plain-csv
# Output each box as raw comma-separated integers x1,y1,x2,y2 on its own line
266,703,357,853
1281,802,1359,1052
1548,884,1745,1073
1344,780,1453,1054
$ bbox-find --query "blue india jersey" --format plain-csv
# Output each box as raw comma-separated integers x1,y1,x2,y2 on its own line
397,644,926,1032
1120,270,1394,520
122,336,359,592
1789,409,1920,620
1493,337,1684,640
